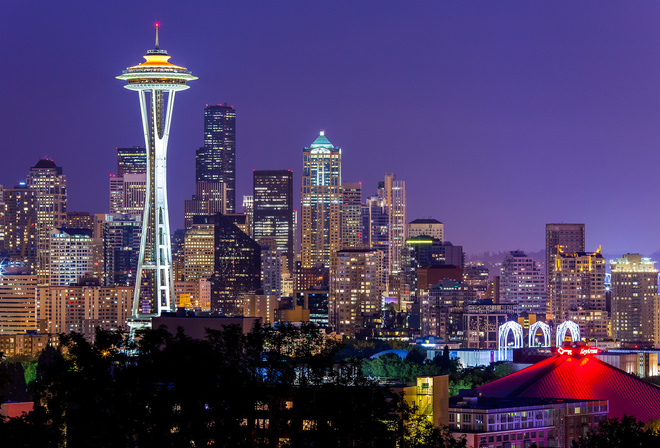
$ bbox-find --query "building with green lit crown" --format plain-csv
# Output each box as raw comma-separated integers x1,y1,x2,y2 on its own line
301,131,341,269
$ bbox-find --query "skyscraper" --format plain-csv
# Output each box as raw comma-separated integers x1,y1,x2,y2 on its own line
546,223,585,320
499,251,546,315
301,131,342,269
197,104,236,213
253,170,294,272
117,24,196,326
210,213,261,315
26,159,67,284
611,254,660,345
340,182,362,249
382,173,406,292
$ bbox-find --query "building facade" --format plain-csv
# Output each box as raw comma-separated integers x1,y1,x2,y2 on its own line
301,131,342,269
0,271,38,334
184,219,215,282
211,214,261,315
408,218,444,241
553,250,607,339
37,285,132,340
499,251,546,315
253,170,294,272
610,253,660,345
184,181,227,229
329,248,381,336
26,159,67,284
49,228,93,287
2,186,38,272
197,104,236,213
546,224,585,320
340,182,362,249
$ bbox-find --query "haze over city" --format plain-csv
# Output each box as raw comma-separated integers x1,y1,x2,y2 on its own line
2,1,660,255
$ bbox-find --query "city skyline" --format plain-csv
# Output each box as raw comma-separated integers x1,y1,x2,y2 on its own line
3,2,660,255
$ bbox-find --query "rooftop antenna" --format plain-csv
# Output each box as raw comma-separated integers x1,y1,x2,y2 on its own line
154,22,160,49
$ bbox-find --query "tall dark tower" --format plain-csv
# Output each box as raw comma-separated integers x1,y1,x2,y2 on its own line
210,214,261,315
196,104,236,213
253,170,294,272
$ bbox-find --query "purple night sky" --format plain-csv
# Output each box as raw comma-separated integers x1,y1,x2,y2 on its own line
2,1,660,256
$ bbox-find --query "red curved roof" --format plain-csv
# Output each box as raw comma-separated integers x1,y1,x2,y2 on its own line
476,354,660,422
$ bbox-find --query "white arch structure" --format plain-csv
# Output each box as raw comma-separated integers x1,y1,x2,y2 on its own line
528,321,551,347
555,321,580,347
498,321,524,359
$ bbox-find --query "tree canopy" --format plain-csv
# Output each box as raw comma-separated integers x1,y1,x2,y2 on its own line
0,324,463,448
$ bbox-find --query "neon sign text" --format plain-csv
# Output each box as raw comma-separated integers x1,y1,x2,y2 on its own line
557,347,599,356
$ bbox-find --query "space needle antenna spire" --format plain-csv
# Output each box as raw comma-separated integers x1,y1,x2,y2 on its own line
154,22,160,49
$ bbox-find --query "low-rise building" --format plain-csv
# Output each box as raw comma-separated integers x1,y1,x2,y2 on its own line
449,394,608,448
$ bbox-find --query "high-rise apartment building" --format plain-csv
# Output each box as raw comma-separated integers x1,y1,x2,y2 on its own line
408,218,444,241
553,250,607,339
340,182,362,249
3,186,38,272
26,159,67,284
210,214,261,315
49,228,93,287
301,131,342,269
359,176,406,293
197,104,236,213
0,269,38,334
253,170,294,272
329,248,381,336
546,223,585,320
382,174,406,291
611,254,660,345
499,251,546,315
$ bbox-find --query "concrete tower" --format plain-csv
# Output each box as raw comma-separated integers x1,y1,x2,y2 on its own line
117,24,196,331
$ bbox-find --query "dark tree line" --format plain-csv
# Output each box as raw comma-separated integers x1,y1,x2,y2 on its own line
570,415,660,448
0,323,466,448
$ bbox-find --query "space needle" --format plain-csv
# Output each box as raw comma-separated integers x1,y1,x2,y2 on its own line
117,24,197,334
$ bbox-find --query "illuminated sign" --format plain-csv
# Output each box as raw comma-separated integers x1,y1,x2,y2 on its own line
556,347,599,356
